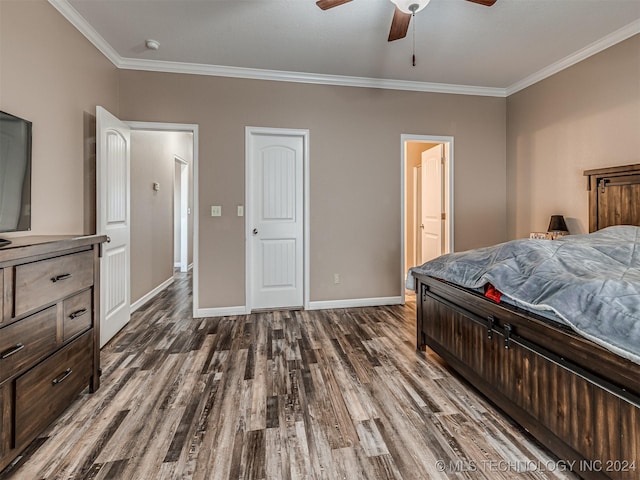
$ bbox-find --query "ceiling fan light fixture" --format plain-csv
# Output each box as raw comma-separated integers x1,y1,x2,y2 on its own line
389,0,430,14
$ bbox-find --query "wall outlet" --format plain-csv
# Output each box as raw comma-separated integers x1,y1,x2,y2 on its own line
334,273,340,284
211,205,222,217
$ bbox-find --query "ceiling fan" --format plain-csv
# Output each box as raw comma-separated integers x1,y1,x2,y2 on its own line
316,0,497,42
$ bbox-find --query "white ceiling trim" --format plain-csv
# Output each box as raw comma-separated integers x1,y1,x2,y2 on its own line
506,19,640,96
117,57,507,97
49,0,638,99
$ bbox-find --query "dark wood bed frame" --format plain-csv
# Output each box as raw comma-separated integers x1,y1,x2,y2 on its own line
414,164,640,480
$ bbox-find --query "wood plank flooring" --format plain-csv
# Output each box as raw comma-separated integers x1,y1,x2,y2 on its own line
1,273,578,479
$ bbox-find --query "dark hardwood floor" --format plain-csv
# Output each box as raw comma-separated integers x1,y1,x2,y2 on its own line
2,272,577,479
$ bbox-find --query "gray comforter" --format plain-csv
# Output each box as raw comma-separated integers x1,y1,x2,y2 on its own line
407,226,640,365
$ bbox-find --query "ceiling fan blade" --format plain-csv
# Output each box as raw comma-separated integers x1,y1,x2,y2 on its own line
316,0,352,10
466,0,497,6
388,7,412,42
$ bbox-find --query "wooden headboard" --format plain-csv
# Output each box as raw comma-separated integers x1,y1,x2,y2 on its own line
584,163,640,232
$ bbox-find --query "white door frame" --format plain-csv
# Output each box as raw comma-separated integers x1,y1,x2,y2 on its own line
413,164,421,266
401,134,454,304
245,126,310,312
127,121,199,318
175,155,189,273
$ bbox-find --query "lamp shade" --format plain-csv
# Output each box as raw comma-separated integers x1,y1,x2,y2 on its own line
547,215,568,233
389,0,430,14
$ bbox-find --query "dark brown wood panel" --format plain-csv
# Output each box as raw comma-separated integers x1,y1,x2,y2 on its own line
554,365,572,448
14,249,94,318
0,306,57,383
2,269,12,326
91,246,101,393
509,341,531,413
536,353,552,433
518,344,536,414
0,384,10,461
14,330,93,448
592,387,621,480
585,164,640,232
0,236,106,265
598,179,640,229
619,401,640,480
570,374,594,463
62,289,93,343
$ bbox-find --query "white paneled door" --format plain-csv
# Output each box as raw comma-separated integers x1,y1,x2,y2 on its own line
247,129,305,310
96,107,131,347
420,144,444,263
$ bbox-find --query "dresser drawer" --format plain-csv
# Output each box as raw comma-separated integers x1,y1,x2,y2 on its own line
14,250,94,318
63,290,92,343
14,331,93,448
0,306,57,384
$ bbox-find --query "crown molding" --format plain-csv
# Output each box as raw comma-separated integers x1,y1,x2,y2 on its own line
117,57,506,97
506,19,640,96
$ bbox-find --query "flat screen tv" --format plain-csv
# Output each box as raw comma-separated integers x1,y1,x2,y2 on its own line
0,111,32,247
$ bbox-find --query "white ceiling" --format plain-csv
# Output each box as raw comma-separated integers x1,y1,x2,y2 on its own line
54,0,640,96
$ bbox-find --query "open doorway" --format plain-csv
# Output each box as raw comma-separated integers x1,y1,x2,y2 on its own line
127,122,198,316
401,135,454,303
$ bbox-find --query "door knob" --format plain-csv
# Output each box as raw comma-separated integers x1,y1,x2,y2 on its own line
252,228,258,235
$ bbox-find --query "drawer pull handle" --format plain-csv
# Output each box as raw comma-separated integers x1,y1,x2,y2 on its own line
69,308,88,319
1,343,25,359
52,368,73,385
51,273,72,283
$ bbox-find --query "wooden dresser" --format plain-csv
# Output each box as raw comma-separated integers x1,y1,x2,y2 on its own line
0,235,105,471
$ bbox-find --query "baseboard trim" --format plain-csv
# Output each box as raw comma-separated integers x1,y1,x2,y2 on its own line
192,296,403,318
307,296,403,310
194,306,249,318
130,277,174,313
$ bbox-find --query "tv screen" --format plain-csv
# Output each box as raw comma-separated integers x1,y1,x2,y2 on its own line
0,111,32,238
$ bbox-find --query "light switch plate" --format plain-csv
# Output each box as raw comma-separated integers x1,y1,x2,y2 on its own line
211,205,222,217
237,205,244,217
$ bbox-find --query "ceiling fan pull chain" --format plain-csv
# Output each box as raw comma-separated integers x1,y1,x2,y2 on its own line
412,12,416,66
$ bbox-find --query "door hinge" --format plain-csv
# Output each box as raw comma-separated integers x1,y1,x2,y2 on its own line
441,213,446,220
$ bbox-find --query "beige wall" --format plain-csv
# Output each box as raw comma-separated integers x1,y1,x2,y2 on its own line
118,72,506,307
130,130,193,304
0,0,118,237
506,34,640,239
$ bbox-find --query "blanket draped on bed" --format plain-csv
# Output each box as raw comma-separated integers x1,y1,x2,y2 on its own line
407,226,640,365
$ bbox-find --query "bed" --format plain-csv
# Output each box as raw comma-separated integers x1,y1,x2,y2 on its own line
409,164,640,480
